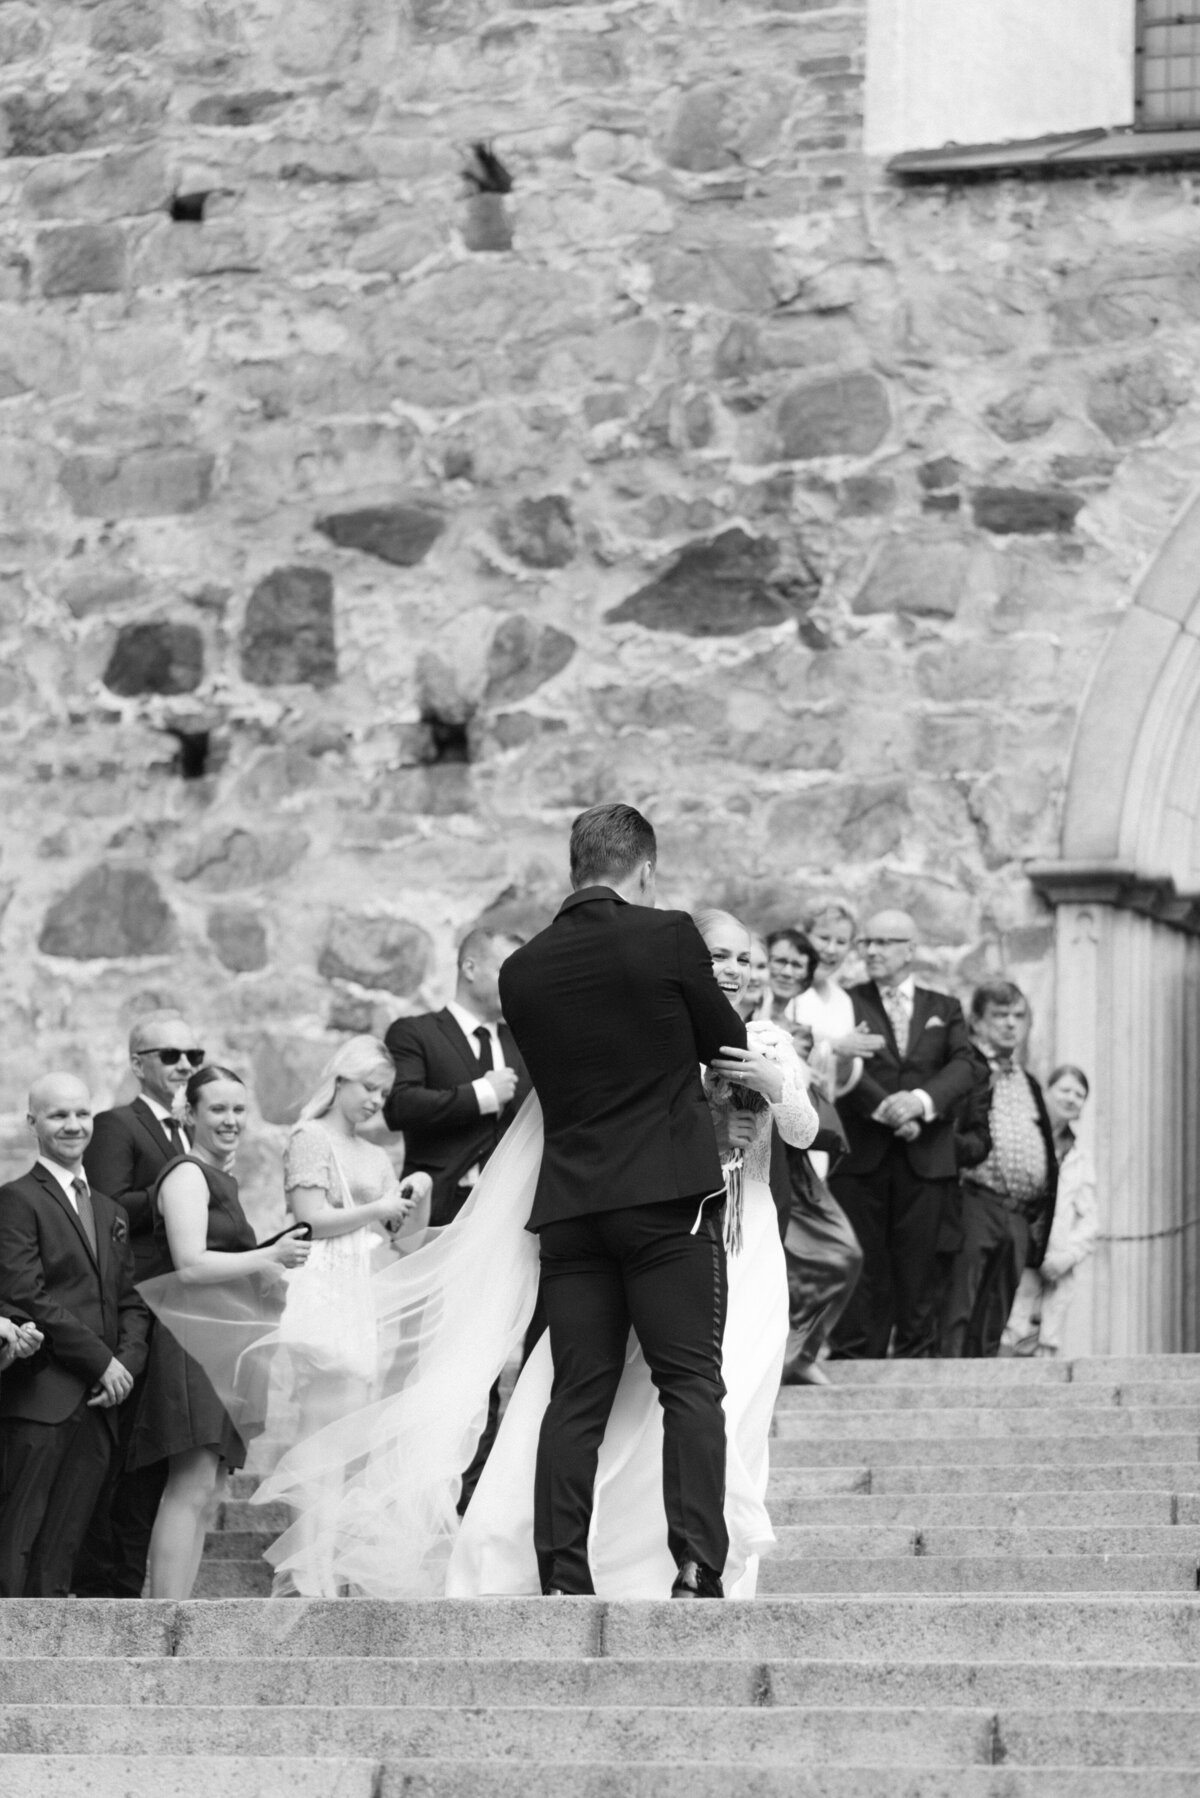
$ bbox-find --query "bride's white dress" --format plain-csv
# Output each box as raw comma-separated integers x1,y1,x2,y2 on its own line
448,1021,816,1600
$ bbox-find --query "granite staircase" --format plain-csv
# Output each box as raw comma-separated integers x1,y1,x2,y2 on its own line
2,1353,1199,1794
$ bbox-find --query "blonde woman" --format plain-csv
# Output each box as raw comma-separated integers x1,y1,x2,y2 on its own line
266,1036,430,1595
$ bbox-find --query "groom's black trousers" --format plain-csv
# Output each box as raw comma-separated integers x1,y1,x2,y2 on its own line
533,1193,729,1595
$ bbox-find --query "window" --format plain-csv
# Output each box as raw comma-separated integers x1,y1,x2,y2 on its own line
1137,2,1200,128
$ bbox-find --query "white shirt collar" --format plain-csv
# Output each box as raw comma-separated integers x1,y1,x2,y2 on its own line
139,1093,177,1123
880,973,916,1001
447,999,502,1044
36,1154,85,1201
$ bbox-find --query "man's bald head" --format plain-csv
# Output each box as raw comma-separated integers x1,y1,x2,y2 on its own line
860,910,918,987
27,1073,94,1170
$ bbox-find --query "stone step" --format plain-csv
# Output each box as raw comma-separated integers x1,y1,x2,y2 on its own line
812,1462,1200,1495
6,1700,1200,1766
5,1597,1200,1664
821,1357,1200,1385
194,1561,271,1597
760,1556,1200,1594
772,1406,1200,1439
771,1526,1200,1559
7,1761,1200,1798
3,1655,1198,1711
770,1434,1200,1467
772,1490,1193,1527
775,1381,1200,1411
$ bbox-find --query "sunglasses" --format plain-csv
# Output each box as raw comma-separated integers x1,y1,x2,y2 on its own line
143,1048,206,1068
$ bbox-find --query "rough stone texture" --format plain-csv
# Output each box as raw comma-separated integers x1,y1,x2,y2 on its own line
318,914,433,997
315,507,444,567
240,569,336,688
972,489,1085,536
103,622,204,697
207,908,269,974
37,224,126,296
1,0,1197,1214
39,866,175,960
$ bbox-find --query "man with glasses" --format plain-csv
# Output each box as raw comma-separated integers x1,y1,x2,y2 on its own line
828,911,983,1359
73,1012,203,1596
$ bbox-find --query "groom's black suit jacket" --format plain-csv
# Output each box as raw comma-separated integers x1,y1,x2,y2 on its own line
383,1009,531,1226
499,887,748,1232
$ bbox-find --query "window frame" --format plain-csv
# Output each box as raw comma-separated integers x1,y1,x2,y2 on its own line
1135,0,1200,132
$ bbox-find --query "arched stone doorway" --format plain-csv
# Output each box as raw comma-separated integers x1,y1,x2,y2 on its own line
1030,497,1200,1355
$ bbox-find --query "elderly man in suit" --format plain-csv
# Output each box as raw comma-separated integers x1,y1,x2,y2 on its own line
828,911,984,1360
384,928,531,1508
72,1010,203,1597
0,1073,150,1596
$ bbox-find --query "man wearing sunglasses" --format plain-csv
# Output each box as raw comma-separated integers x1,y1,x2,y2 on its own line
73,1011,203,1597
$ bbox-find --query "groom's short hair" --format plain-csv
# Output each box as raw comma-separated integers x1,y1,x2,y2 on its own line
570,803,657,889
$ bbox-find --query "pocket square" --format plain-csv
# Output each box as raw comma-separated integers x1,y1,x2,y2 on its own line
111,1217,129,1243
923,1016,946,1030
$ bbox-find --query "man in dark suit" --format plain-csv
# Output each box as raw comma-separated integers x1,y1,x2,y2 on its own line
384,930,530,1509
828,910,984,1360
73,1009,202,1597
0,1073,150,1596
940,981,1058,1357
499,802,748,1599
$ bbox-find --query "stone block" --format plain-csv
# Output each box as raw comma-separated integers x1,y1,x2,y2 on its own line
318,912,433,996
650,241,781,313
37,225,126,297
2,85,166,157
102,622,204,697
89,0,165,54
972,488,1084,536
207,908,269,974
772,777,910,863
853,537,968,618
0,6,48,64
175,827,310,893
462,193,512,253
316,506,444,567
39,864,175,960
775,373,890,461
608,529,816,637
839,475,895,517
985,386,1057,443
189,92,294,128
240,568,336,688
485,615,576,706
494,495,575,568
714,321,760,380
23,147,167,222
60,449,214,519
664,87,733,172
250,1034,339,1127
1087,354,1192,444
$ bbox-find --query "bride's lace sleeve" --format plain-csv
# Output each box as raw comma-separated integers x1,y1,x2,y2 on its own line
283,1121,334,1200
771,1039,819,1151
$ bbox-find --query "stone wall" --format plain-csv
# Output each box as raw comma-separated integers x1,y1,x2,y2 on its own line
2,0,1197,1219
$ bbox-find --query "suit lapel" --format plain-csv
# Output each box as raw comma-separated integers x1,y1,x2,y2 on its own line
862,982,902,1062
436,1009,484,1081
32,1163,100,1273
132,1095,174,1157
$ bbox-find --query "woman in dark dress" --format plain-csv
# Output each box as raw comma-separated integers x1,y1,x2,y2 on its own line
132,1065,310,1599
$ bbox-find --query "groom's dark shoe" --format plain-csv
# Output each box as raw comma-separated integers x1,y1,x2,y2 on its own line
671,1559,724,1599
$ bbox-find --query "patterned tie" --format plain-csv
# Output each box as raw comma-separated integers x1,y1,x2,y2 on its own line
880,986,910,1056
473,1026,495,1072
72,1175,98,1257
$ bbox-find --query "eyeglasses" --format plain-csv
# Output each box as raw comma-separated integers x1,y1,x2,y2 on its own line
142,1048,206,1068
857,938,912,950
769,955,808,971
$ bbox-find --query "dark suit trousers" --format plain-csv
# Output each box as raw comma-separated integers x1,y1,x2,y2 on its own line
0,1401,113,1596
829,1156,952,1359
72,1356,167,1596
940,1187,1030,1359
534,1194,728,1595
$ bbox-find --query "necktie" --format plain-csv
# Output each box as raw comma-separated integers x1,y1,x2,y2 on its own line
72,1175,98,1257
164,1115,187,1156
473,1026,495,1072
881,986,909,1056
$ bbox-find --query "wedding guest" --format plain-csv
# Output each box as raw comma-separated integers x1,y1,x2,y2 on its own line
267,1037,427,1596
131,1065,310,1600
384,928,531,1510
939,983,1057,1358
0,1074,148,1596
74,1010,204,1598
789,901,884,1100
764,930,818,1038
827,911,982,1359
0,1316,43,1374
1003,1065,1096,1358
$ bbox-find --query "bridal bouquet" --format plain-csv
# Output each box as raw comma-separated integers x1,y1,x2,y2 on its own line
704,1020,790,1254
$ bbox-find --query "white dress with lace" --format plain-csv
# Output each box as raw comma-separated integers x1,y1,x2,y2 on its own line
447,1024,817,1600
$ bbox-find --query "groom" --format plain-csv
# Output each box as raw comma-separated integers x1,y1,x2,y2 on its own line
499,802,747,1598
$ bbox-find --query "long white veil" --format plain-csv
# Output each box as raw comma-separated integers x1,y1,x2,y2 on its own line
140,1095,544,1598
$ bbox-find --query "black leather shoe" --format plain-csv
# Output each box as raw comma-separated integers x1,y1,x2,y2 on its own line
671,1559,724,1599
